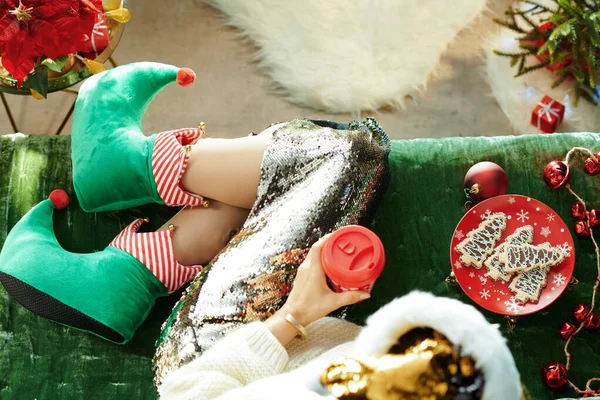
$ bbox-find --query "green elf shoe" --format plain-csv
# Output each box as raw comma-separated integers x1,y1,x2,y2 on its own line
71,62,209,212
0,190,203,343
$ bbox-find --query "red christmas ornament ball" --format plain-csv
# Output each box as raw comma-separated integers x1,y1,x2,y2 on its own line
463,162,508,203
49,189,69,210
558,322,577,340
590,209,600,229
573,303,590,323
571,202,587,220
543,160,570,189
584,157,600,176
583,313,600,332
541,362,568,390
176,68,196,86
575,220,591,238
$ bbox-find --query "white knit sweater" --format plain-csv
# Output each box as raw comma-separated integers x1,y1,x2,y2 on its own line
159,318,361,400
158,292,522,400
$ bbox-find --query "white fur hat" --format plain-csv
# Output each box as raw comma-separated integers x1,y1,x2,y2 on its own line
352,291,521,400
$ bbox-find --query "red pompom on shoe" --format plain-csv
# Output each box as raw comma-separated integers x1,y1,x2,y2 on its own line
49,189,69,210
176,68,196,87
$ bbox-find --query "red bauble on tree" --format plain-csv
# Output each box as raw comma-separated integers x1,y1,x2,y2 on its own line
541,362,568,390
463,162,508,204
558,322,577,340
571,202,587,220
543,161,570,190
573,304,590,324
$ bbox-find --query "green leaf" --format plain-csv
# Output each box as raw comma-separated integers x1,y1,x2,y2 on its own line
557,0,584,18
24,65,49,99
41,56,70,73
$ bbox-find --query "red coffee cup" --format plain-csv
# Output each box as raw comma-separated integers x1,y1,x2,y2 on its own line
320,225,385,293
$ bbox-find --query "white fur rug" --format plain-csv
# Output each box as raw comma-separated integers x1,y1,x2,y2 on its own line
484,25,600,133
208,0,488,113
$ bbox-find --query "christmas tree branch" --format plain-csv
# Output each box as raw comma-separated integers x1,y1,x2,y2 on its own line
494,0,600,105
514,60,550,77
493,17,527,33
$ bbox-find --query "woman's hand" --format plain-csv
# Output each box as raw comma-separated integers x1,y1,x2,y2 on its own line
265,235,370,346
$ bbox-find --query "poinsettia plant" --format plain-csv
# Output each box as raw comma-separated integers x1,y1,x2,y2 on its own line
0,0,111,97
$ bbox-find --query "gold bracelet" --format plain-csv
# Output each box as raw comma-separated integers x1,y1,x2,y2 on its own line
284,313,308,340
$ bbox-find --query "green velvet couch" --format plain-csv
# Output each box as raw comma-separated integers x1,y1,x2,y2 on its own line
1,132,598,399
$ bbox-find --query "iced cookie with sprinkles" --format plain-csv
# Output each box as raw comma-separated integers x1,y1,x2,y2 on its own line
509,267,551,303
501,243,565,274
455,213,507,269
485,225,534,282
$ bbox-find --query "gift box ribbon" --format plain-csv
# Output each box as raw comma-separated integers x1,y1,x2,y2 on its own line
537,99,562,131
91,14,107,54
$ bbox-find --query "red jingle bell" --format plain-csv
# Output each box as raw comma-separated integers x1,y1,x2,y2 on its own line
571,202,587,220
583,313,600,332
543,160,570,190
541,362,568,390
590,209,600,229
575,220,591,238
558,322,577,340
573,303,590,323
584,157,600,176
463,162,508,204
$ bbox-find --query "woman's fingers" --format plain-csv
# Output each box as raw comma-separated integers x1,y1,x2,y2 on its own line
332,291,371,309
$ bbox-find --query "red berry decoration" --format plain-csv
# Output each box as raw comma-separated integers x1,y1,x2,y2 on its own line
463,162,508,204
49,189,69,210
543,160,570,189
575,220,591,238
571,202,587,220
573,303,590,323
176,68,196,87
583,313,600,332
541,362,568,390
584,157,600,176
558,322,577,340
590,209,600,229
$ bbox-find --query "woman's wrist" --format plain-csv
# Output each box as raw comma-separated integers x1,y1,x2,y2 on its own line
277,304,313,327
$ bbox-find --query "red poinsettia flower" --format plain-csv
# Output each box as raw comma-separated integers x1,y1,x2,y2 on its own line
0,0,102,85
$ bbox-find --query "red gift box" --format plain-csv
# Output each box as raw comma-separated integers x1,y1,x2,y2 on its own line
531,95,565,133
79,13,109,57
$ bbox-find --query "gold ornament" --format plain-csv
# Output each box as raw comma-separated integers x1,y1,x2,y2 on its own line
202,200,210,208
82,58,107,75
105,2,131,23
321,329,480,400
30,89,44,100
198,122,206,130
102,0,122,11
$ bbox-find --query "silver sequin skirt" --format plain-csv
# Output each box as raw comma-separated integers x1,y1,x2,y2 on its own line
153,118,391,386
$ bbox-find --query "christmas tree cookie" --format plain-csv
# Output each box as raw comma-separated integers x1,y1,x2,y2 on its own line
509,267,551,303
485,225,534,282
455,213,507,269
501,243,565,274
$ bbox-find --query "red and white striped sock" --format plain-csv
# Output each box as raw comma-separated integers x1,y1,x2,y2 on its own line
109,218,203,294
152,128,207,207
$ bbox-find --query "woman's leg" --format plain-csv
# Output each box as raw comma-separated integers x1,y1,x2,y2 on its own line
159,201,250,266
181,123,285,210
159,124,288,266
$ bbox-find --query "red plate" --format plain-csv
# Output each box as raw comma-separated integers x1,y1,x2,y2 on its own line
450,195,574,316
